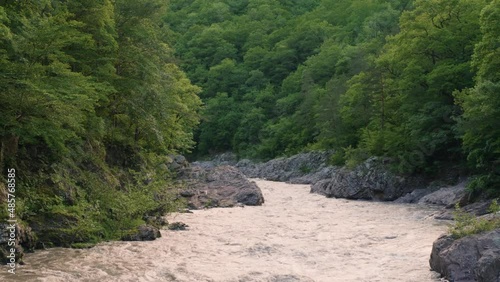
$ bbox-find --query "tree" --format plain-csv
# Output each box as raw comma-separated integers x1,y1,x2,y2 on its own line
0,2,101,165
0,0,203,249
355,0,485,173
456,0,500,195
108,0,202,154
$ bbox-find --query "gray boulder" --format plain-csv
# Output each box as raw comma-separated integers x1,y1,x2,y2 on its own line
166,154,189,172
394,188,434,203
288,166,338,185
310,157,424,201
430,229,500,282
122,225,161,241
178,165,264,209
234,158,259,178
418,181,470,208
236,151,334,183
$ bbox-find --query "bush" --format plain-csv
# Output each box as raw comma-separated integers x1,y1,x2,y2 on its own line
449,200,500,239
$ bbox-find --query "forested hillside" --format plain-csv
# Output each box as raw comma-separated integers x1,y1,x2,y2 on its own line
0,0,499,252
0,0,201,247
165,0,499,195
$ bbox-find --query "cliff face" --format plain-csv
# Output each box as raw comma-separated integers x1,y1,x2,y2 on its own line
430,229,500,282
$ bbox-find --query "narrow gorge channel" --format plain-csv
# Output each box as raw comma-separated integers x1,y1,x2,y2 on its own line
2,180,448,282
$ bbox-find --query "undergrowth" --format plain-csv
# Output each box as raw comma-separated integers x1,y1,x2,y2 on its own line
449,199,500,239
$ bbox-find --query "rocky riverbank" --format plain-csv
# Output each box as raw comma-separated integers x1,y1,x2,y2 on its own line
198,152,444,202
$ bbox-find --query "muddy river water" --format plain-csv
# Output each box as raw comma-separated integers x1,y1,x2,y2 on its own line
1,180,448,282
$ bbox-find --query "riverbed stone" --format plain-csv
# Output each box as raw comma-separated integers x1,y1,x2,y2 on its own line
395,188,434,203
122,225,161,241
418,181,470,207
168,222,188,231
430,229,500,282
167,154,189,172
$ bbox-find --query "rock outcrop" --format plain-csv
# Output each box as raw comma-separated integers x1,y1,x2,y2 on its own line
310,157,425,201
235,151,334,184
121,225,161,241
0,222,35,264
430,229,500,282
166,154,190,172
177,165,264,209
394,188,434,203
418,181,470,207
201,152,428,201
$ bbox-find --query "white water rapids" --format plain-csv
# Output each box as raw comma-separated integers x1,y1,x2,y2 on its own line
1,180,448,282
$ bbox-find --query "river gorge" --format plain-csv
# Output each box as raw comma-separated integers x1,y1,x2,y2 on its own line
1,180,448,282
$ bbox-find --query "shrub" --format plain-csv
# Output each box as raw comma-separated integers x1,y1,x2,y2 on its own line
449,200,500,239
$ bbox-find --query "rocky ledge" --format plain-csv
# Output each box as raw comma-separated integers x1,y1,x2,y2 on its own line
195,151,336,184
236,151,335,184
310,157,425,201
177,164,265,209
202,152,435,201
430,229,500,282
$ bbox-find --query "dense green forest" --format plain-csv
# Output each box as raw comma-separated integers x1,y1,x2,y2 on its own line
0,0,499,250
0,0,201,247
165,0,499,195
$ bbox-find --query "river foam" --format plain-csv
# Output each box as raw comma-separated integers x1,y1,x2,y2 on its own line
1,180,448,282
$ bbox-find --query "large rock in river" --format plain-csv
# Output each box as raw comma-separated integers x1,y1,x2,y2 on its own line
178,165,264,209
310,157,424,200
430,229,500,282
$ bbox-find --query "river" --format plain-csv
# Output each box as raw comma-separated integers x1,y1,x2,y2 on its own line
1,180,448,282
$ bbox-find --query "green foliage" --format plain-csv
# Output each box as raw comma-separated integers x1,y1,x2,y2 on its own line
0,0,200,247
165,0,500,196
449,201,500,239
167,0,500,196
4,0,499,250
454,0,500,195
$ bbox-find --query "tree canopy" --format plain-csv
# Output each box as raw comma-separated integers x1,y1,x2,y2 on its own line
165,0,499,195
0,0,201,245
